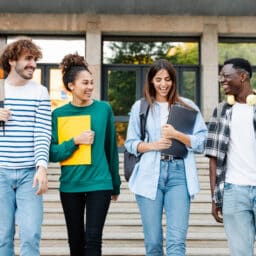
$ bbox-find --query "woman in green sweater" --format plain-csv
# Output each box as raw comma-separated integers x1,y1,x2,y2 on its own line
50,53,121,256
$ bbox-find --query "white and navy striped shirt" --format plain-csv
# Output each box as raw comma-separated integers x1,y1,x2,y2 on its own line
0,80,51,169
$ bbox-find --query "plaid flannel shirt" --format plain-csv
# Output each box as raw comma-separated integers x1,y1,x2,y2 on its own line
205,102,256,208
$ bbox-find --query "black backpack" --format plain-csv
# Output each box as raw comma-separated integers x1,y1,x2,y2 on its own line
123,98,149,181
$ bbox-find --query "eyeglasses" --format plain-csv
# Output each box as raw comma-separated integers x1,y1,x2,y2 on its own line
218,73,235,82
218,69,249,82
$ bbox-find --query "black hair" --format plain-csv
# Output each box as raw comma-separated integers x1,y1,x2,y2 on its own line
224,58,252,78
60,53,91,91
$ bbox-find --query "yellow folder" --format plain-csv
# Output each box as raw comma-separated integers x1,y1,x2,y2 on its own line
58,115,91,165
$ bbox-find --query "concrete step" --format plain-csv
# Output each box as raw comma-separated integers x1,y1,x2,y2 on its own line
15,246,231,256
42,203,213,215
43,193,211,204
42,218,222,227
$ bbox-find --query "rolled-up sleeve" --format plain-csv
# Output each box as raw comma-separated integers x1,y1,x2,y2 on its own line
189,110,208,153
125,100,142,157
205,107,219,158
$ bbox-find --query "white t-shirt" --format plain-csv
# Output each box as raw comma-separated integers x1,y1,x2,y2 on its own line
226,102,256,185
156,102,169,127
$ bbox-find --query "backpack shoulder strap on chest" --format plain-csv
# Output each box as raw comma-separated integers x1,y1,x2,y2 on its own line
139,98,150,140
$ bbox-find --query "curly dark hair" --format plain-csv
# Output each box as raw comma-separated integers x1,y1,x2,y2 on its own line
0,37,42,75
60,53,91,91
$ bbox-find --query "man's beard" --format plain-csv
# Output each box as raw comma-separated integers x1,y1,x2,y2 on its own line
15,66,34,80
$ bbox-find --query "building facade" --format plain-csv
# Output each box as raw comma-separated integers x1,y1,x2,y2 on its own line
1,0,256,147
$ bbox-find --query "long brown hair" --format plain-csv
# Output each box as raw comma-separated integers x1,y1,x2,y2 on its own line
143,59,190,109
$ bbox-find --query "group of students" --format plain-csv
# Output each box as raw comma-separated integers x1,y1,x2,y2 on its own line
0,37,255,256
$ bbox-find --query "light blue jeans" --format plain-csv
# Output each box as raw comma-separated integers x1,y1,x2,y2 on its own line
223,182,256,256
0,167,43,256
136,159,190,256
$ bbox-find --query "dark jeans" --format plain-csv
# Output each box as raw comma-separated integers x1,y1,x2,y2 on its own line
60,190,112,256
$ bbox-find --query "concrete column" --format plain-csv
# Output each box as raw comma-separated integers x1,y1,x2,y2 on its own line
86,21,101,100
201,24,218,121
0,36,7,51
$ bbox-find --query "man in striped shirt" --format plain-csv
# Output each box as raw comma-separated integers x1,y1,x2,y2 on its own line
0,38,51,256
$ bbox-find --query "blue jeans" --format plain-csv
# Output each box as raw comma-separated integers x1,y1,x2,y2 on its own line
223,182,256,256
136,159,190,256
0,168,43,256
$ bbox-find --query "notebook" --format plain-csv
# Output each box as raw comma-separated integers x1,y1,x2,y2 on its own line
58,115,91,165
161,104,198,157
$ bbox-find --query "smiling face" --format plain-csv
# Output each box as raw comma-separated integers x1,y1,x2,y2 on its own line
219,64,246,97
69,70,94,106
9,51,37,80
152,68,173,102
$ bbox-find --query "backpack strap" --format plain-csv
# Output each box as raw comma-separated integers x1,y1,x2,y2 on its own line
139,98,150,141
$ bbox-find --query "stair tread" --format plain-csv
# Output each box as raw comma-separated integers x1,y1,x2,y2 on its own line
15,246,231,256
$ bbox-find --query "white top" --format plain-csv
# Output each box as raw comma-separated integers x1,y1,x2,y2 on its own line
125,98,208,200
156,101,169,127
226,102,256,185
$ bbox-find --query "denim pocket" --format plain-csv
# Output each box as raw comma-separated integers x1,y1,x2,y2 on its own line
224,182,233,191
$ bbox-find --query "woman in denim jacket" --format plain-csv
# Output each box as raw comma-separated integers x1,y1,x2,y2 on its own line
125,59,207,256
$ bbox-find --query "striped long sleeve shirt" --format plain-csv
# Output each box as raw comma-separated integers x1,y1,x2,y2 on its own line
0,80,51,169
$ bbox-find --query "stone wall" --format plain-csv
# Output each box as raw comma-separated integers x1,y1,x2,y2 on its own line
0,13,256,119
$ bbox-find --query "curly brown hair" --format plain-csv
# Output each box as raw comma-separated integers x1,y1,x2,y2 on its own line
0,37,42,75
60,53,91,91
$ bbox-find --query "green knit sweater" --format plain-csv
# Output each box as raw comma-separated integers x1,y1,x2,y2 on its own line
50,100,121,195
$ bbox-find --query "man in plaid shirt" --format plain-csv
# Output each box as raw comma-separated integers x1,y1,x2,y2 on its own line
205,58,256,256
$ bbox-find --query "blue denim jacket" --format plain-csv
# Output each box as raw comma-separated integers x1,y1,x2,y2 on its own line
125,98,208,200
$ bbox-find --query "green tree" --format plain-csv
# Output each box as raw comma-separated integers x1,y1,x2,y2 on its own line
218,43,256,93
108,70,136,115
106,41,198,65
218,43,256,65
106,41,199,115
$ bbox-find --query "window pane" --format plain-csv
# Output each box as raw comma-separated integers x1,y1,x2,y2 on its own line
218,41,256,101
251,71,256,90
35,38,85,63
115,122,128,147
103,41,199,65
108,70,136,115
219,83,225,101
33,69,41,84
218,42,256,65
49,68,71,109
182,71,196,101
7,37,85,64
